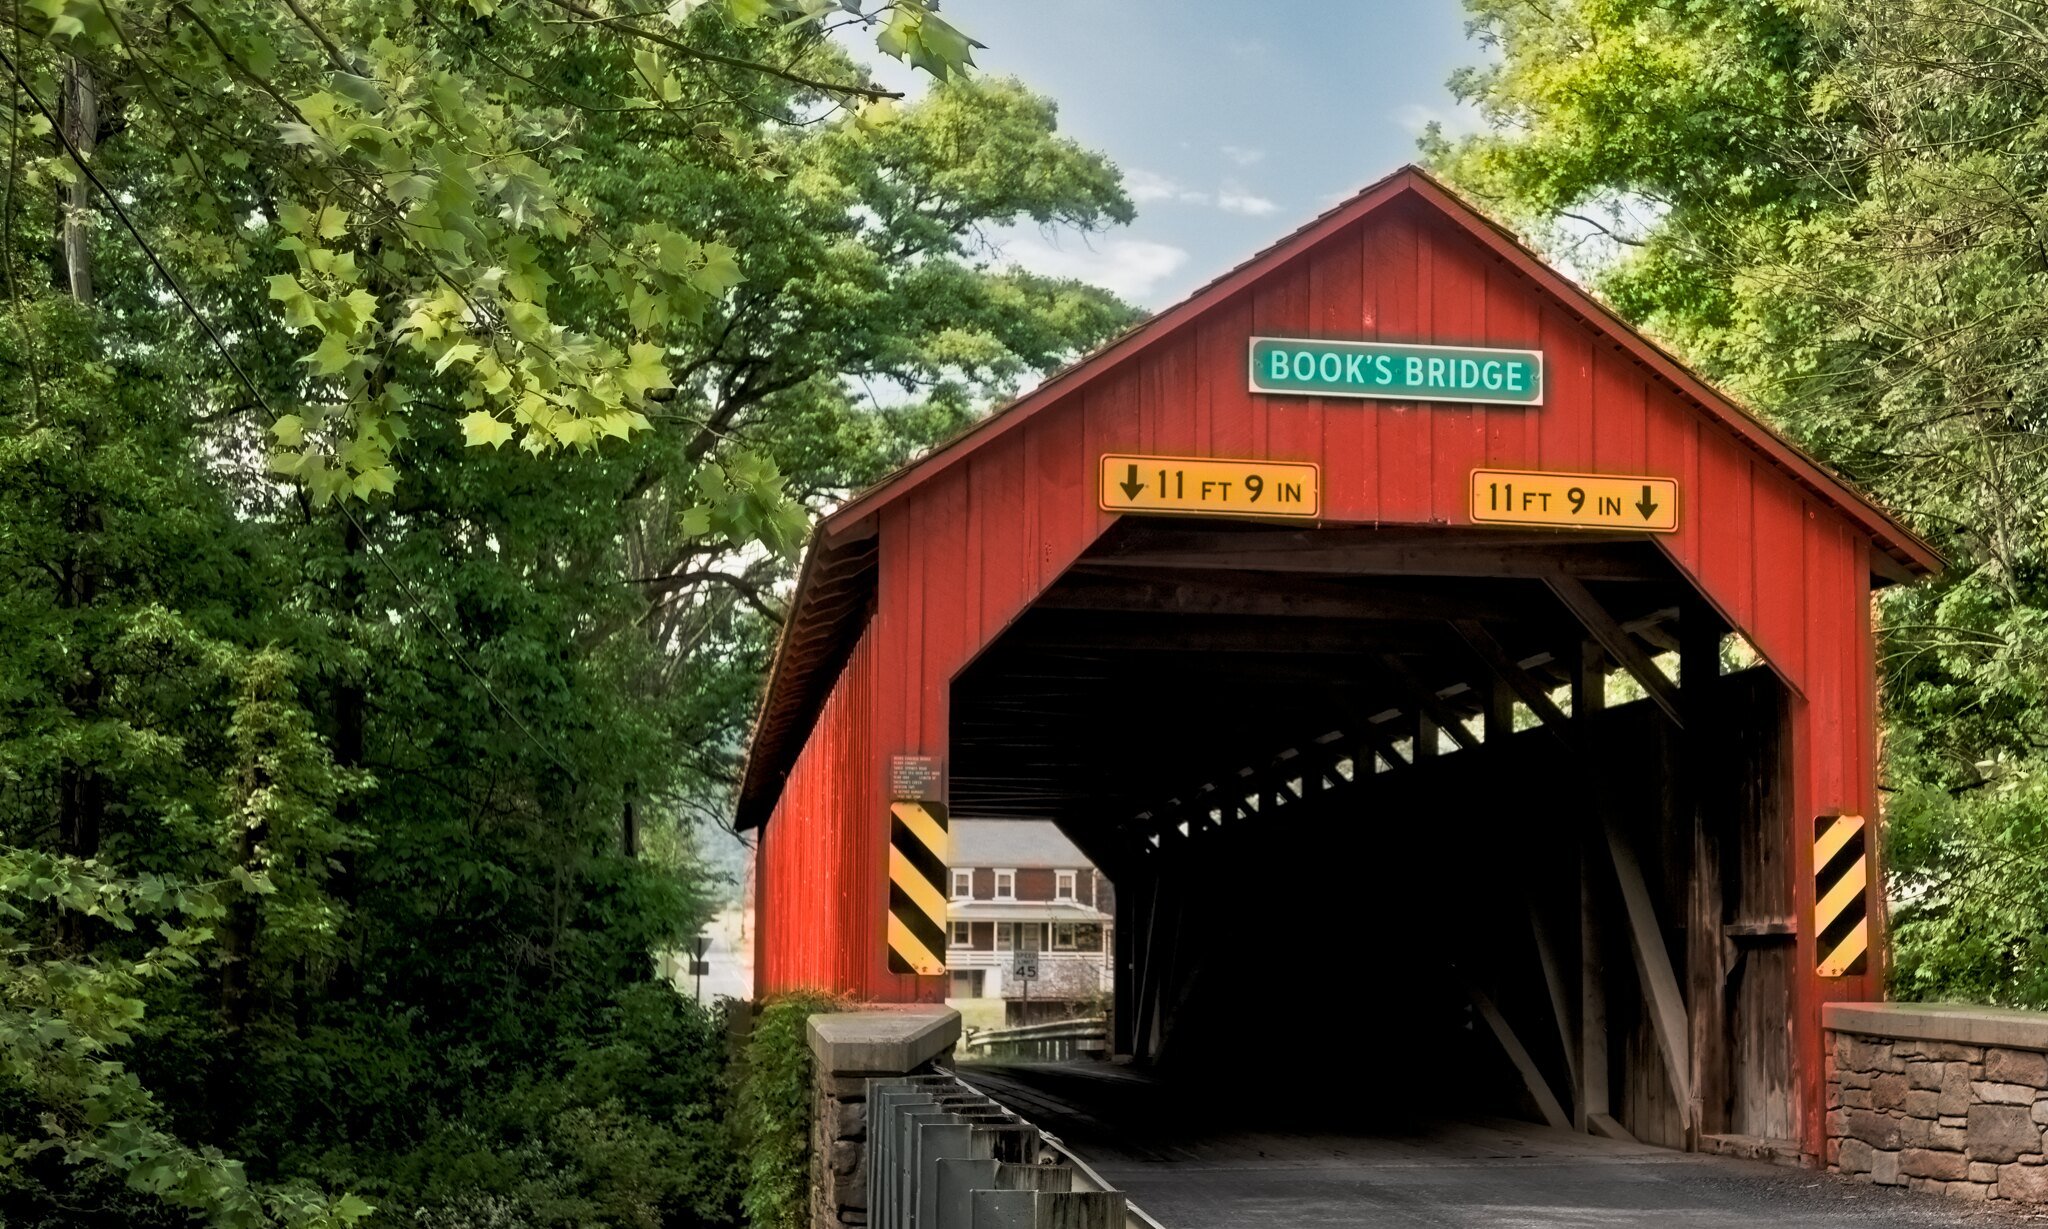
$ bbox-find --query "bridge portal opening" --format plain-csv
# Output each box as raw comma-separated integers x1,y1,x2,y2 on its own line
950,518,1798,1150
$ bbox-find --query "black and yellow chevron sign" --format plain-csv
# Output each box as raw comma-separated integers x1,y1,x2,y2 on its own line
1814,813,1869,978
887,800,949,976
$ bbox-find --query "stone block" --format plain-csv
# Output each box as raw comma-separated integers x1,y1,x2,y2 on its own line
1841,1088,1872,1110
1827,1108,1848,1139
1986,1048,2048,1087
1872,1148,1903,1186
2036,1098,2048,1127
1908,1061,1946,1091
831,1099,865,1141
819,1075,872,1100
1931,1122,1970,1152
1999,1161,2048,1204
838,1210,868,1226
1900,1115,1936,1148
1968,1104,2044,1162
1972,1162,2000,1182
1975,1081,2038,1106
1941,1115,1969,1128
1944,1180,1992,1200
1902,1091,1939,1118
1845,1109,1904,1150
829,1139,860,1178
1842,1069,1873,1090
1902,1148,1970,1180
1872,1073,1909,1110
1842,1036,1904,1074
1837,1138,1875,1175
1939,1067,1976,1117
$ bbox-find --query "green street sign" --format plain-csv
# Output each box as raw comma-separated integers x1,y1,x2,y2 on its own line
1249,336,1544,406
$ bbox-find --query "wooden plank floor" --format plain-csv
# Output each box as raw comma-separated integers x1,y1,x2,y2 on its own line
957,1062,2036,1228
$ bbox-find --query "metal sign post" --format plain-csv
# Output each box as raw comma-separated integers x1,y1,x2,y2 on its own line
690,933,711,1003
1012,928,1040,1023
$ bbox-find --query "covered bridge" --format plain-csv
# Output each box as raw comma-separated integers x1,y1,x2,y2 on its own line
736,166,1938,1160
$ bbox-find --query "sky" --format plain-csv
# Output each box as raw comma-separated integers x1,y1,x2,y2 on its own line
853,2,1485,308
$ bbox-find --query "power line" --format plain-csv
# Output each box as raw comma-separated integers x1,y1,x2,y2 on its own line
0,43,581,783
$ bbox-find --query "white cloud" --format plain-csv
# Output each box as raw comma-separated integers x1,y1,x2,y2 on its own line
1219,144,1265,167
1124,168,1209,206
1000,232,1190,304
1216,181,1278,217
1395,102,1486,141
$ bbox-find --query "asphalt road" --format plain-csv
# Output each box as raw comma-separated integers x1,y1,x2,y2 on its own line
958,1062,2046,1228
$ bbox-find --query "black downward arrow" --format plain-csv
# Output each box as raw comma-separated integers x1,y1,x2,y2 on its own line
1119,463,1146,501
1635,484,1660,520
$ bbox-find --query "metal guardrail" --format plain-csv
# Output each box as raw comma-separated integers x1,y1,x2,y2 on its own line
960,1017,1109,1063
867,1072,1158,1228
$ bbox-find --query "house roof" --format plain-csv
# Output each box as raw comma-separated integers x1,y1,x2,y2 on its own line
951,820,1094,870
735,165,1943,831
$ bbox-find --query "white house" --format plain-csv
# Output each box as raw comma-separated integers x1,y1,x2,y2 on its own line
945,820,1114,1029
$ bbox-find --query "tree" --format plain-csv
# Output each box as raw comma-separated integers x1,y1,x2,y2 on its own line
0,3,1139,1224
1432,0,2048,1004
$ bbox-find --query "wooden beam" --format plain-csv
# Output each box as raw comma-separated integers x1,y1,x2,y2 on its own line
1463,976,1573,1131
1454,619,1574,738
1042,569,1530,621
1682,599,1727,1139
1011,615,1443,657
1603,813,1693,1123
1579,834,1611,1132
1089,543,1668,582
1380,655,1483,751
1544,574,1683,728
1529,904,1581,1112
1414,712,1441,761
1573,639,1606,721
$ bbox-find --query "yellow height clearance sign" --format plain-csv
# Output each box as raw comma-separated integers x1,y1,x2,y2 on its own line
1469,468,1678,533
1100,453,1320,519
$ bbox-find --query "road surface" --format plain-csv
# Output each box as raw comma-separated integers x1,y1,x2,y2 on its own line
958,1062,2041,1228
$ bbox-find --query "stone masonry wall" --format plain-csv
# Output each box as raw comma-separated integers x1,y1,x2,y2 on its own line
1826,1030,2048,1203
810,1068,872,1229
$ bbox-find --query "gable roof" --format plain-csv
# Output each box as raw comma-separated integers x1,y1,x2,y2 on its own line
952,820,1095,870
735,165,1941,829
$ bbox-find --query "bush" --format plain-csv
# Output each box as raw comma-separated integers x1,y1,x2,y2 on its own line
730,995,839,1229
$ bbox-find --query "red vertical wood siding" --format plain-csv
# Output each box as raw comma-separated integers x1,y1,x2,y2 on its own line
754,196,1889,1157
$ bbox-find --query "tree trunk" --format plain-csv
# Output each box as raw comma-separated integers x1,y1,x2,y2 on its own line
56,56,92,302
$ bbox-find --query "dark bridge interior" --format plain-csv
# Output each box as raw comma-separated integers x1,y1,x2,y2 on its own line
948,519,1798,1149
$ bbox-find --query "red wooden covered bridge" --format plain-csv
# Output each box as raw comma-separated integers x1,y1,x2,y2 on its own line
736,166,1938,1161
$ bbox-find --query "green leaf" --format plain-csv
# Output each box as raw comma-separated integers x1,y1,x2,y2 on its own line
435,342,483,374
306,333,355,375
460,411,515,449
623,342,673,396
269,415,306,447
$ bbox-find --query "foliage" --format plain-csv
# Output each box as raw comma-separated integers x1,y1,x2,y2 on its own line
0,1,1137,1224
731,995,839,1229
1433,0,2048,1003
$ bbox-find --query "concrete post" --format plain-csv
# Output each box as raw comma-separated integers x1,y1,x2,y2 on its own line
807,1006,962,1229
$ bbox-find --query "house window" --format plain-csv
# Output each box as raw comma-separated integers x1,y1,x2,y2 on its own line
1052,922,1078,950
1055,870,1077,901
951,868,973,899
949,970,984,999
994,869,1016,900
996,922,1013,950
949,921,970,947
